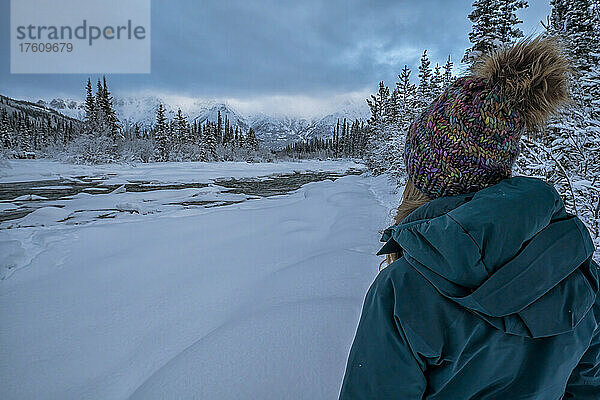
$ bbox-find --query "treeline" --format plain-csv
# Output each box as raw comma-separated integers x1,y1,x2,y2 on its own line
364,51,456,176
151,106,261,162
279,119,368,159
1,77,269,163
0,95,81,157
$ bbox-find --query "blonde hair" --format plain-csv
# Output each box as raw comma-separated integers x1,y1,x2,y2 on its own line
384,179,431,266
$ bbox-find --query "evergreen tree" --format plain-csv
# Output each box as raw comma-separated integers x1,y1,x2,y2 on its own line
0,109,11,148
442,55,454,88
431,63,444,98
175,108,190,143
216,111,223,144
463,0,528,63
497,0,528,44
154,104,169,161
367,82,389,125
101,76,121,140
205,122,218,159
84,78,96,134
417,50,433,106
246,127,259,151
550,0,598,70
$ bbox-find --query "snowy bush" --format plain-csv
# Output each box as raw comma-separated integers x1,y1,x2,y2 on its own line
63,134,117,164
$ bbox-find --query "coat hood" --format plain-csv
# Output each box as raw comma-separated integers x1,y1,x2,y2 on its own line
379,176,599,338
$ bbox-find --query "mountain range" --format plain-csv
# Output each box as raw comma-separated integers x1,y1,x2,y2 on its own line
36,95,370,148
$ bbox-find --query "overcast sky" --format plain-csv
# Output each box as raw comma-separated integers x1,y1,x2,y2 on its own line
0,0,550,115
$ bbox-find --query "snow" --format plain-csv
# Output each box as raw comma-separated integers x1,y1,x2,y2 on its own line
12,194,48,201
0,160,394,400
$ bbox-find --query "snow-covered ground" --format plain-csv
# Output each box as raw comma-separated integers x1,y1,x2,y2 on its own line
0,160,398,400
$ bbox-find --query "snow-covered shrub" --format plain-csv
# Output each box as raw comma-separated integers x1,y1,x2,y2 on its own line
63,134,116,164
120,138,154,163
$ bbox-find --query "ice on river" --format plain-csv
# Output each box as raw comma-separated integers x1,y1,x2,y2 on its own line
0,160,398,400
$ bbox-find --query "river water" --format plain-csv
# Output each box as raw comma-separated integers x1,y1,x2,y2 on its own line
0,169,364,226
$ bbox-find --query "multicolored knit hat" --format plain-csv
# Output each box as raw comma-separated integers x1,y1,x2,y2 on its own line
404,36,570,199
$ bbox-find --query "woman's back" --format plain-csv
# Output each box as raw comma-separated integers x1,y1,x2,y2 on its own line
339,177,600,399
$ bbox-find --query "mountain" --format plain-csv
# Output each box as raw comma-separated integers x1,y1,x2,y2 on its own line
2,95,83,128
36,94,369,148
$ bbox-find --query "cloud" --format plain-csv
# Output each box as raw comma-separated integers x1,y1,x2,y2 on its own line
0,0,551,104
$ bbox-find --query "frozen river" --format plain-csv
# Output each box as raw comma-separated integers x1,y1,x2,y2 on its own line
0,159,397,400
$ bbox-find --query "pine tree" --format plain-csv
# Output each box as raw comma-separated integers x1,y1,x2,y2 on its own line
246,127,259,151
463,0,528,63
442,55,454,88
367,82,389,125
417,50,433,106
431,63,444,98
101,76,121,140
550,0,598,70
84,78,96,134
0,109,11,148
175,108,189,143
205,123,218,159
216,111,223,144
154,104,169,161
497,0,528,44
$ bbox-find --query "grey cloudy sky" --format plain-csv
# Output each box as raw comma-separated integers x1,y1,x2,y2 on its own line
0,0,550,114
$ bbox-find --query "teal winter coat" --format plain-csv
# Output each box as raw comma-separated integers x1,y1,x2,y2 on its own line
339,176,600,399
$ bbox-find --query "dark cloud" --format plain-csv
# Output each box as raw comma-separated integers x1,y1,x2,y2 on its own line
0,0,550,101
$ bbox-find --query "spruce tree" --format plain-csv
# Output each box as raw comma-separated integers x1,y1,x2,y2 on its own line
0,109,11,148
442,55,454,88
246,127,259,151
431,64,444,98
366,82,389,125
463,0,528,63
84,78,96,134
417,50,433,107
175,108,189,143
101,76,121,140
154,104,169,161
216,111,223,144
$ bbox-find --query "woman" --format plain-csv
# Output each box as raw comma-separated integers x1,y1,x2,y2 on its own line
339,36,600,399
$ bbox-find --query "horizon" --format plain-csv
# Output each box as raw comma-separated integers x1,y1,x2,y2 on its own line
1,0,550,118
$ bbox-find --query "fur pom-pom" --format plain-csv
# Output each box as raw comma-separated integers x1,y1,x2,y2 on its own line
471,36,571,131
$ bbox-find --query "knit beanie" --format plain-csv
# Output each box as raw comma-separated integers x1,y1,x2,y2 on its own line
404,36,570,199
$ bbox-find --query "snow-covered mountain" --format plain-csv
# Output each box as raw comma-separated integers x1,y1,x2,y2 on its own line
37,94,369,148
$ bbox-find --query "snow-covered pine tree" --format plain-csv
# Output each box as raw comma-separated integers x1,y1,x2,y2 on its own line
0,109,12,149
175,108,190,143
216,111,223,144
101,77,121,140
497,0,528,45
367,82,389,126
154,104,169,162
95,79,107,133
365,81,392,174
202,122,218,160
550,0,598,70
84,78,96,134
442,55,454,88
417,50,433,107
431,63,444,98
246,127,259,151
463,0,528,63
